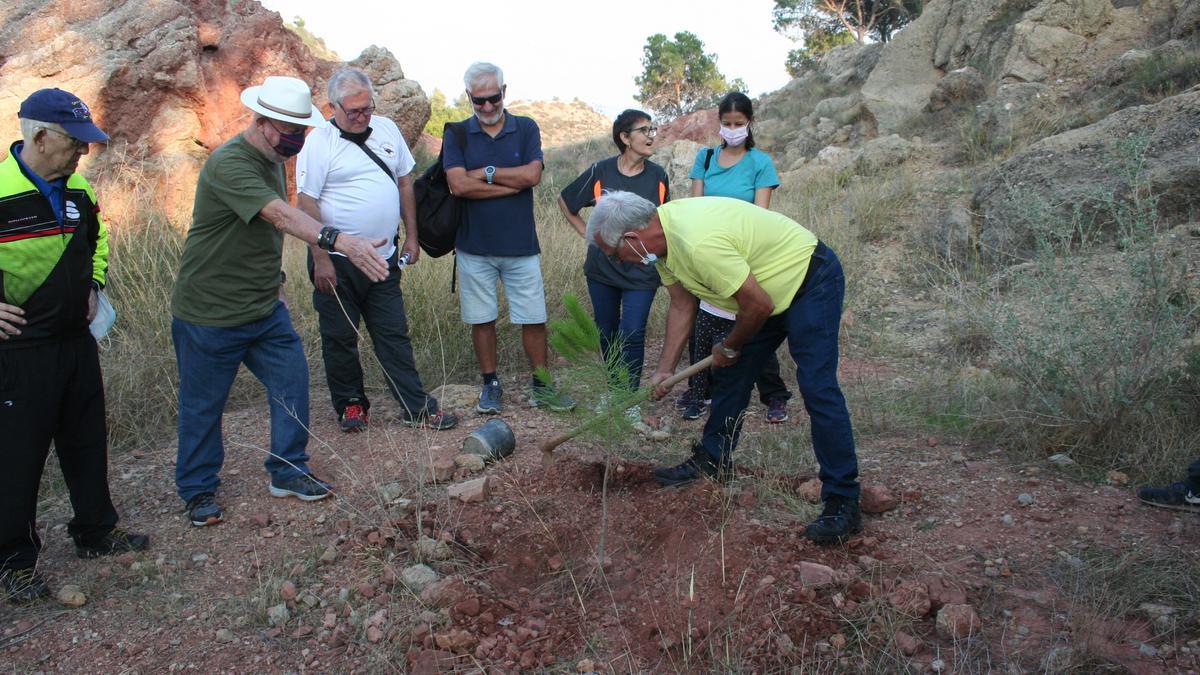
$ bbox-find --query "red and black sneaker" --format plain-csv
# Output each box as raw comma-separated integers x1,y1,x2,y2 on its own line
340,403,368,433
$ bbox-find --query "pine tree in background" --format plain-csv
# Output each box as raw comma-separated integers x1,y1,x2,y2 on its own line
773,0,922,75
634,32,745,120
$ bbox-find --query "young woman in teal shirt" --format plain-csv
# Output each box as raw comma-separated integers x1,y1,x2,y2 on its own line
678,92,793,423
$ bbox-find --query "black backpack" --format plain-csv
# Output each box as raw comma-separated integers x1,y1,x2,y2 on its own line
413,121,469,258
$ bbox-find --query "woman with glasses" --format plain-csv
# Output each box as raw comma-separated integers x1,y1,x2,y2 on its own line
559,110,669,413
676,91,793,424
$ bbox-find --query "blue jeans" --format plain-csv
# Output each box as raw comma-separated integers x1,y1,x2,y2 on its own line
700,244,859,500
587,279,656,390
172,302,313,503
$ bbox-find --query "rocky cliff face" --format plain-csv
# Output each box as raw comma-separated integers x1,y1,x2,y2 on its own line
0,0,428,182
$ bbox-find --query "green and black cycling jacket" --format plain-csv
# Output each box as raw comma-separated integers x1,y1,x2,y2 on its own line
0,144,108,347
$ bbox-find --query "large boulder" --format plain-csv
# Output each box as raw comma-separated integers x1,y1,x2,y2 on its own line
861,0,948,134
348,46,429,146
973,82,1060,151
973,86,1200,265
1175,0,1200,38
656,108,718,147
865,0,1179,133
928,67,987,112
0,0,428,210
651,139,704,198
819,43,884,87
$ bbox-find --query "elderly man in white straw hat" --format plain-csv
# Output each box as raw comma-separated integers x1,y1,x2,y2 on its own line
170,76,388,528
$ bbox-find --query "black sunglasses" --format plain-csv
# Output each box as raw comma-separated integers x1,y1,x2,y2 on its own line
470,92,503,106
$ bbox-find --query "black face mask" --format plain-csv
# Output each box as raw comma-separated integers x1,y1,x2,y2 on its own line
273,131,305,157
262,119,306,157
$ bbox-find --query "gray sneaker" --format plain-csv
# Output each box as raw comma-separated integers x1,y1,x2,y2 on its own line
531,384,576,412
269,473,333,501
477,381,503,414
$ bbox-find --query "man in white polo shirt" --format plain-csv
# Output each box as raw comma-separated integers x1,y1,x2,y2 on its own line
297,68,457,433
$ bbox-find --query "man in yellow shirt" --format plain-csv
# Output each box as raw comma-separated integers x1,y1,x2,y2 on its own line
589,193,861,544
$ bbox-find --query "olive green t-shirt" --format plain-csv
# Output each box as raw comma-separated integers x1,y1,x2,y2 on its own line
172,134,287,327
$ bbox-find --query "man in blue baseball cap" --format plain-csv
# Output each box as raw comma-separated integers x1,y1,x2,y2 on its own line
0,87,149,604
18,87,111,144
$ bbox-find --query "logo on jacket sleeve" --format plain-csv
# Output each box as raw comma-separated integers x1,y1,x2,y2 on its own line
65,200,81,221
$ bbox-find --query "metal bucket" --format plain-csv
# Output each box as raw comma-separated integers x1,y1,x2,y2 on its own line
462,418,516,461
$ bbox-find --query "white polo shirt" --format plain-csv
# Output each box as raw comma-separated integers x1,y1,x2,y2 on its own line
296,115,416,259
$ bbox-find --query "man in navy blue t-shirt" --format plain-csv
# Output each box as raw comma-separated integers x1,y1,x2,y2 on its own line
443,62,575,414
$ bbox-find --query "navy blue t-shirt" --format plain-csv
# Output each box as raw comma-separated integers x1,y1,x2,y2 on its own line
442,114,544,256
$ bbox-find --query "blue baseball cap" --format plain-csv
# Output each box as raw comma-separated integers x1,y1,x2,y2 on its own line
18,88,109,143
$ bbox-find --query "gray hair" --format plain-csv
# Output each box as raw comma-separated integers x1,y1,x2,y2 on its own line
463,62,504,93
327,68,374,106
586,191,657,247
19,118,66,144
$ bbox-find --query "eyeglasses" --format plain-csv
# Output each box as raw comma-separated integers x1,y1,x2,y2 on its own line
338,101,375,119
265,118,307,136
470,92,503,107
629,125,658,137
39,126,87,150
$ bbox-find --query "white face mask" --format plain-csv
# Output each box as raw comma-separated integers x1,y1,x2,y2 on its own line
625,236,658,266
719,125,749,147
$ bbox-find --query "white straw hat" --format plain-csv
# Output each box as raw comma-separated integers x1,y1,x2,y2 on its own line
240,76,326,127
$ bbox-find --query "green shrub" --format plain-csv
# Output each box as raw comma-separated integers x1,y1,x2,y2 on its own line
942,138,1200,481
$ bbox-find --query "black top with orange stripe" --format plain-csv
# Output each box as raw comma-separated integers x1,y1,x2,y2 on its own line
0,142,108,348
559,156,670,290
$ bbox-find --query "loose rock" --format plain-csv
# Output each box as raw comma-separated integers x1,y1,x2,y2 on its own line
798,478,822,503
860,484,898,513
936,603,982,640
453,453,486,473
448,476,492,503
410,536,453,561
56,585,87,607
267,603,290,627
888,581,931,617
798,561,837,588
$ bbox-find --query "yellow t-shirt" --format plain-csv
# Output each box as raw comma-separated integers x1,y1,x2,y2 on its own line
656,197,817,316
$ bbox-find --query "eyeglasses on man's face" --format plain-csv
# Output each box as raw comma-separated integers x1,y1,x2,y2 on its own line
338,101,375,119
629,125,657,138
39,126,87,150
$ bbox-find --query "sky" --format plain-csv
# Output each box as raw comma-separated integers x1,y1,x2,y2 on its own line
258,0,796,116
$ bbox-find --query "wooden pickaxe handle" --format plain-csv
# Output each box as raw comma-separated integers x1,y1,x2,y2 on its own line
540,355,716,461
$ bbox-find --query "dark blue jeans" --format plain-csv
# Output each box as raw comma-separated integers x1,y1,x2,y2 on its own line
700,244,859,500
587,279,656,390
310,251,437,418
172,302,313,503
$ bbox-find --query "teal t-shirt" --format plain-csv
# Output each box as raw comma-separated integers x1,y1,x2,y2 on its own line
689,146,779,203
172,134,286,327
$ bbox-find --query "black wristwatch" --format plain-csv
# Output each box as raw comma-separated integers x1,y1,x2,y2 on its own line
317,226,341,251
